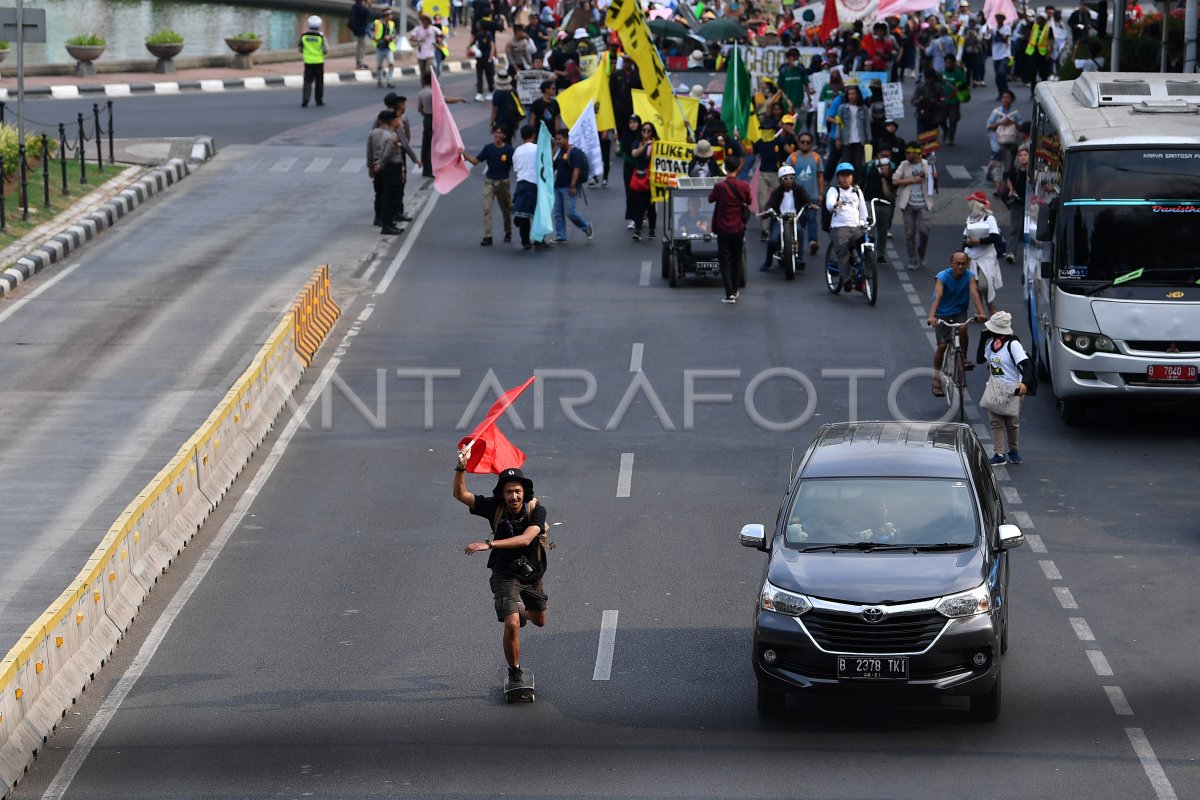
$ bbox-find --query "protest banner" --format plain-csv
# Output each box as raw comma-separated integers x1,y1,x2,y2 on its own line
607,0,687,137
579,54,601,78
517,69,556,105
741,46,824,84
882,82,905,118
650,140,695,201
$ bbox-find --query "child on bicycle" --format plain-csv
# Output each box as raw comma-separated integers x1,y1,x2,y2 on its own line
927,251,989,398
825,162,869,292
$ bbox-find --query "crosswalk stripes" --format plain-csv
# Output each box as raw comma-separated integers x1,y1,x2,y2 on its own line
305,157,333,173
232,155,364,175
268,157,298,172
340,159,364,173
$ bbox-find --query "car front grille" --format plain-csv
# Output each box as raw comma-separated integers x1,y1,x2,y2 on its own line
801,610,948,654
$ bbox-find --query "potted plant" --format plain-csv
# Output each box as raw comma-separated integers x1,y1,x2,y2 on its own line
145,30,184,74
225,31,262,69
66,34,106,77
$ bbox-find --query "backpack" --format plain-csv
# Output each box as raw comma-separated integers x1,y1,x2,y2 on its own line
822,185,864,232
491,499,553,580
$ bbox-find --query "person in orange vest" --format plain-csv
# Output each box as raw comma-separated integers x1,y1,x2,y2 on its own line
1023,9,1054,98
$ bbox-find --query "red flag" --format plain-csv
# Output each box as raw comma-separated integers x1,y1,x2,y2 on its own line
457,376,535,474
820,0,840,41
431,72,471,195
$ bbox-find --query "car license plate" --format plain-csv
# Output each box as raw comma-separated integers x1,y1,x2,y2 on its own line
837,656,909,681
1147,364,1198,382
695,260,720,274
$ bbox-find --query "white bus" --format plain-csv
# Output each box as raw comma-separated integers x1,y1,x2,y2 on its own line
1025,72,1200,425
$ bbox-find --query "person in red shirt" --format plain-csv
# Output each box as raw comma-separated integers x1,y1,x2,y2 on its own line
708,154,753,304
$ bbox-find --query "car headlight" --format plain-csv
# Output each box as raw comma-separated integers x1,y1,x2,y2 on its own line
760,581,812,616
1060,329,1116,355
935,583,993,618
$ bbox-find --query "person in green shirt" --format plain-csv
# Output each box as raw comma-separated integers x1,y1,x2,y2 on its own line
777,48,810,123
940,54,970,145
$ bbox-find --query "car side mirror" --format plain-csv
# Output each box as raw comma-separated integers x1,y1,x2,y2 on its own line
740,523,767,550
998,523,1024,550
1035,203,1057,242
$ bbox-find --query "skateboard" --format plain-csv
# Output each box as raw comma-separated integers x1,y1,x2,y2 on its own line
502,667,535,704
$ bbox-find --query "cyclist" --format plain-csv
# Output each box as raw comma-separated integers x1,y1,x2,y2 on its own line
760,164,816,272
927,251,988,397
825,161,869,293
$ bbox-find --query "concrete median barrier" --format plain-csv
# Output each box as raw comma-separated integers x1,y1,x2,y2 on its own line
0,265,341,798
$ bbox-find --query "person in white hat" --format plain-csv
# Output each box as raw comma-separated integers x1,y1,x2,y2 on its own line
979,310,1034,465
298,16,328,107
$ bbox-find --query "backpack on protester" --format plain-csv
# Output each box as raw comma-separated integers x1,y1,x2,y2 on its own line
491,498,554,581
822,185,865,232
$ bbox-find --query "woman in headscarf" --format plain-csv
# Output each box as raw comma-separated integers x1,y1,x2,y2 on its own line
962,191,1003,315
619,114,642,230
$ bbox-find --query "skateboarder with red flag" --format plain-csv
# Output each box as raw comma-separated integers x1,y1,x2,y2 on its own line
452,377,547,702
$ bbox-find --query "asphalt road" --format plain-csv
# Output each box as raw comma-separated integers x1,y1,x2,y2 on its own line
7,71,1199,800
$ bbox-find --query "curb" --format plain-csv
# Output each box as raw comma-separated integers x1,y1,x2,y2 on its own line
3,61,472,101
0,136,216,299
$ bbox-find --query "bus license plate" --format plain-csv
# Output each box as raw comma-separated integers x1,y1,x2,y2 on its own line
837,656,909,681
1147,365,1198,383
694,260,720,274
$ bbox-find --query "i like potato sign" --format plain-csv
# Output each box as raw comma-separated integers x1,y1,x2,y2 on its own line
650,141,694,201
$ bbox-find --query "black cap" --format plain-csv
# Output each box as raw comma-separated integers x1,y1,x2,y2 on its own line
492,468,534,498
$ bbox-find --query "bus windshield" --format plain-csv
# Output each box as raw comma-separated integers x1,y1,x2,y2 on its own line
1058,149,1200,283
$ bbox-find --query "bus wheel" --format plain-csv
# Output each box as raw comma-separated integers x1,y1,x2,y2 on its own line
1059,397,1087,426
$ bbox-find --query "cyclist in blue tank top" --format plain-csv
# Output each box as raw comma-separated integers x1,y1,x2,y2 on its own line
927,251,988,397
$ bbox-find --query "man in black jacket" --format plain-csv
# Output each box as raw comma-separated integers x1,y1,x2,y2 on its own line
760,164,816,271
861,144,897,263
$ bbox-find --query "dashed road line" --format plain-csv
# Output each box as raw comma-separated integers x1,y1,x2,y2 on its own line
616,453,634,498
305,157,332,173
629,343,643,373
592,610,619,680
1025,533,1047,553
1054,586,1079,609
1087,649,1114,676
1126,728,1179,800
1104,686,1134,716
1069,617,1095,641
945,164,973,180
269,157,298,172
1010,510,1034,528
1039,560,1062,580
639,259,651,286
340,158,364,173
1001,486,1022,504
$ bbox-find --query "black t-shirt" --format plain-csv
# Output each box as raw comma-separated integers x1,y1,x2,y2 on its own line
476,143,514,179
553,146,587,188
531,97,560,130
470,495,547,576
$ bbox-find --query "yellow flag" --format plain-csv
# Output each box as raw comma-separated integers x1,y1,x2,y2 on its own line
556,66,616,132
632,90,698,143
607,0,686,137
744,111,761,146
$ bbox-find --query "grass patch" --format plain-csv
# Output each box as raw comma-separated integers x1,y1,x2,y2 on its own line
0,160,126,247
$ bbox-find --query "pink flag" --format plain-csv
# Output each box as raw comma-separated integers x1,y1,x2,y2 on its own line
431,72,470,195
983,0,1018,26
877,0,940,18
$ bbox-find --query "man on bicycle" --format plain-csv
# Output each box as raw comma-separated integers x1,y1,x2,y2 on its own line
825,161,869,292
760,164,816,272
928,251,988,397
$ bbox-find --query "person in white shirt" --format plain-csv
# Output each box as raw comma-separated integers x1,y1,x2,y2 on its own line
410,15,439,77
962,191,1003,314
988,13,1012,99
892,143,937,270
511,124,544,250
825,162,869,292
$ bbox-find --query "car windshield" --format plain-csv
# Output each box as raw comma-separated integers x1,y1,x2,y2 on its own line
672,194,711,236
783,478,979,548
1057,149,1200,283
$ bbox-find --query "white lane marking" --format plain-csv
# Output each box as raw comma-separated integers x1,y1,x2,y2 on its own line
616,453,634,498
639,259,651,287
991,465,1010,481
41,353,347,800
1039,560,1062,580
946,164,972,180
924,330,937,347
357,304,375,323
305,157,333,173
1054,587,1079,609
907,293,921,306
1025,533,1047,553
341,158,364,173
1011,510,1034,529
375,193,440,295
1001,486,1022,504
912,306,926,318
629,343,643,373
0,262,85,325
1126,728,1179,800
1087,649,1114,676
1069,617,1095,641
592,610,619,680
1104,686,1134,716
269,157,298,172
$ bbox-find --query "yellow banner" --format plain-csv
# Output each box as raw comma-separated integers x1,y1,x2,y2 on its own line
633,91,699,146
650,140,695,201
557,64,616,131
607,0,687,138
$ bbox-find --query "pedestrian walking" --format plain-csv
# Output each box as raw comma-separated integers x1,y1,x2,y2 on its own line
349,0,371,70
511,125,543,250
831,85,869,175
892,143,936,270
463,127,514,246
1002,145,1028,264
1023,11,1053,97
941,54,969,145
471,19,498,101
986,90,1022,193
825,161,869,292
987,13,1012,98
708,155,752,304
628,121,657,241
490,68,523,144
367,109,420,235
912,68,947,147
551,128,592,243
619,114,641,230
753,126,789,241
784,131,824,256
977,311,1033,465
455,461,549,691
962,191,1003,315
298,16,328,108
372,7,397,88
927,252,989,397
529,81,562,138
410,14,440,77
861,145,897,263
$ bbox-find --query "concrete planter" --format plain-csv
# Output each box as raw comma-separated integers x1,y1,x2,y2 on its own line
225,37,262,69
145,41,184,74
66,44,105,77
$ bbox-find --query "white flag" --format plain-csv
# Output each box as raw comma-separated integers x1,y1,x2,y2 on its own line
569,101,603,181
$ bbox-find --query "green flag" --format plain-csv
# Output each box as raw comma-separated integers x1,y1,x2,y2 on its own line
721,42,751,139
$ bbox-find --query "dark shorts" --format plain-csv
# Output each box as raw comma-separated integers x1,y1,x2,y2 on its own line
489,572,548,622
513,180,536,219
935,310,969,344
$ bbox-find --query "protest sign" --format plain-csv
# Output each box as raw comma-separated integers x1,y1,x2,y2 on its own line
517,70,556,105
650,140,695,201
882,82,905,118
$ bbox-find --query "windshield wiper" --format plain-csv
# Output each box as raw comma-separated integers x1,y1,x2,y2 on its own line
913,542,975,551
1086,268,1144,297
800,542,914,553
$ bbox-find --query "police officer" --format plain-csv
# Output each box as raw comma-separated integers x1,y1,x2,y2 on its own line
299,16,328,108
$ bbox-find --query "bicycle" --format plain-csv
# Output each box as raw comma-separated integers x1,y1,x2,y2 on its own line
823,198,889,306
761,206,817,281
933,318,979,421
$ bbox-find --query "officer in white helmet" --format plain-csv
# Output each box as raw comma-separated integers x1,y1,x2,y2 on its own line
298,15,329,107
